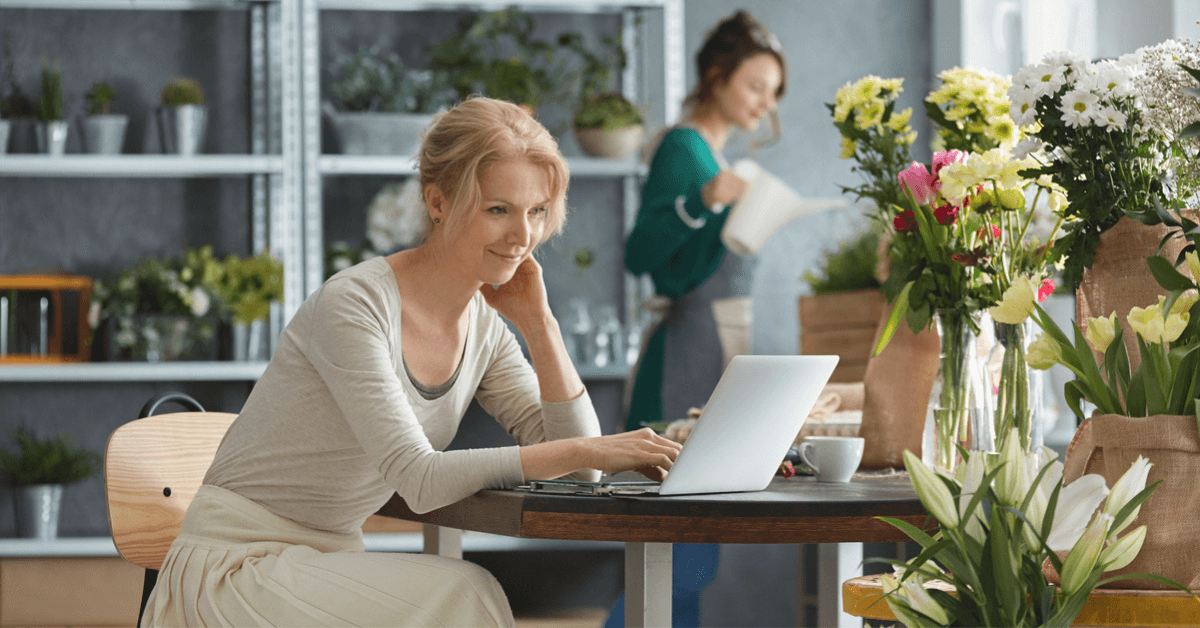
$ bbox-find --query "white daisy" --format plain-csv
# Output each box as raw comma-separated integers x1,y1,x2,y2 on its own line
1012,136,1044,160
1092,105,1127,131
1061,89,1100,127
1029,63,1067,99
1044,50,1089,74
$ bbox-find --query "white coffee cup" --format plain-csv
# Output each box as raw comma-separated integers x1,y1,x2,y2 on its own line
799,436,865,483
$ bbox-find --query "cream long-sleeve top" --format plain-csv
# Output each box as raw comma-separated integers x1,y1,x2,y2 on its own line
204,257,602,533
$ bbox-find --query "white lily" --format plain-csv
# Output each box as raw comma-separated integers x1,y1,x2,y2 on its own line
1103,455,1152,535
904,450,959,528
956,452,988,545
1047,473,1110,551
1100,524,1148,571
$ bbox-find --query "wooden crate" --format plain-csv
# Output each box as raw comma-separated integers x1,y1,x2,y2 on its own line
0,274,93,364
798,289,886,383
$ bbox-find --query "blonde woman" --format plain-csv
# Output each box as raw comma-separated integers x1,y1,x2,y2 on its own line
140,97,682,627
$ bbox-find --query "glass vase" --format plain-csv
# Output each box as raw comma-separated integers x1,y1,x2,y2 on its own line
923,309,990,472
988,318,1045,452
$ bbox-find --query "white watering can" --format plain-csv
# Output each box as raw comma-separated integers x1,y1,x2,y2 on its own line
720,159,847,257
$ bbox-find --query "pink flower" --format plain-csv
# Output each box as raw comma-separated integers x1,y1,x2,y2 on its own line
898,162,936,205
894,210,918,233
976,224,1001,240
934,204,959,226
1038,278,1056,302
932,150,967,177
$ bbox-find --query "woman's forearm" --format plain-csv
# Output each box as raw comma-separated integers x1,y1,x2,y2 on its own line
519,438,591,481
516,314,584,404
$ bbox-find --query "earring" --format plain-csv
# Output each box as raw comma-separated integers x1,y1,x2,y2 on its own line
433,218,441,224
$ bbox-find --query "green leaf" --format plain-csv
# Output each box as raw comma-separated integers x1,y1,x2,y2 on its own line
1146,255,1195,291
988,508,1023,620
873,281,913,356
1110,480,1163,538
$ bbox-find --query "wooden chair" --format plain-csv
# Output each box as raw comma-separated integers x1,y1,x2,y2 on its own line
843,573,1200,627
104,392,237,627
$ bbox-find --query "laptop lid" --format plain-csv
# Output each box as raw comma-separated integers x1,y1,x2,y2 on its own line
656,354,838,496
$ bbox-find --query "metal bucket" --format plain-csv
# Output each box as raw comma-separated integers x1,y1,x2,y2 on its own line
13,484,63,540
35,121,70,156
157,105,208,155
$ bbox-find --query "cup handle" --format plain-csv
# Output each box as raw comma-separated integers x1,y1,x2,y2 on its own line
799,442,819,475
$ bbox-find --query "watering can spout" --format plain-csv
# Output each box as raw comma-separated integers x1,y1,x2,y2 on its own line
720,159,847,257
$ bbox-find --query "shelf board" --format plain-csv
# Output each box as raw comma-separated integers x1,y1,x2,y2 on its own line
319,154,644,178
0,154,284,177
0,0,274,9
0,361,268,382
575,363,630,381
318,0,666,11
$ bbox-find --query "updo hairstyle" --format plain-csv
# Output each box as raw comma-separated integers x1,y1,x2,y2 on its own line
417,96,569,243
686,10,787,143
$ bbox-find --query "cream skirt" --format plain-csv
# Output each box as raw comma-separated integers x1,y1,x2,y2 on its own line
141,485,514,627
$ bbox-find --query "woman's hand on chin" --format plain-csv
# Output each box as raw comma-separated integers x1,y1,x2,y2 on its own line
480,256,552,332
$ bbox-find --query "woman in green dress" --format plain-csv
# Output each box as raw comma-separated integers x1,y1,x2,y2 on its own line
610,11,787,627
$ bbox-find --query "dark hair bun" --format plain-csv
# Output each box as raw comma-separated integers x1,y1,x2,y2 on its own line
690,10,786,107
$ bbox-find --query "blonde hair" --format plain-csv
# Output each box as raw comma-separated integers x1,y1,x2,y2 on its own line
418,96,569,243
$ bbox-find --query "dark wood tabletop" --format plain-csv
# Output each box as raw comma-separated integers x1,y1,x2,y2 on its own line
378,473,929,545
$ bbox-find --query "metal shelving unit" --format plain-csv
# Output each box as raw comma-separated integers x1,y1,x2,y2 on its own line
0,0,303,382
316,154,647,177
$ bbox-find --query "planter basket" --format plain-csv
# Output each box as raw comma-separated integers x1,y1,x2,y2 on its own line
799,289,886,383
1062,413,1200,590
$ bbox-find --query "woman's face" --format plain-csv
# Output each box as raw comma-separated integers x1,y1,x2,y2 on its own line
447,159,550,286
711,53,783,131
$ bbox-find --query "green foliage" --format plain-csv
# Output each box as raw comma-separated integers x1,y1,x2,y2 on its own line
427,7,565,109
0,427,101,485
85,81,115,116
802,228,881,295
1181,63,1200,140
208,250,284,325
329,45,455,114
160,77,205,106
37,58,62,122
573,93,642,131
0,32,36,118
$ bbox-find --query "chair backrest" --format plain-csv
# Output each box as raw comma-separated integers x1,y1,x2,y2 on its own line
104,412,238,570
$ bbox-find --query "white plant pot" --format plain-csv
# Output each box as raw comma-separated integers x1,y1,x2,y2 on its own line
158,104,208,155
35,120,70,156
81,114,128,154
326,108,435,156
0,119,9,155
574,124,644,159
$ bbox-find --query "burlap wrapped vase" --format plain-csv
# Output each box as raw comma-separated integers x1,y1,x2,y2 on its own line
1076,217,1192,370
1060,414,1200,590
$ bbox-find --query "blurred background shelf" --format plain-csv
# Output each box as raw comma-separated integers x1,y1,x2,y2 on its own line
0,155,285,177
0,361,268,382
317,154,646,178
0,0,273,9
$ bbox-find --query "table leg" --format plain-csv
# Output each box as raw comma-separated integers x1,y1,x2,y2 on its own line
625,541,672,628
422,524,462,560
817,542,863,628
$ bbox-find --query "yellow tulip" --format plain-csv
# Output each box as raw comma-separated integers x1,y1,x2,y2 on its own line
1084,312,1118,353
997,187,1026,210
1187,251,1200,283
990,277,1037,324
1026,332,1062,370
1171,291,1199,317
1127,304,1167,343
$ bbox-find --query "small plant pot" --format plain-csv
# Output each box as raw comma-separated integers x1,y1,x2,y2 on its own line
0,119,10,154
81,114,128,154
574,124,644,159
232,319,268,362
13,484,63,540
326,108,435,156
35,120,70,156
157,104,208,155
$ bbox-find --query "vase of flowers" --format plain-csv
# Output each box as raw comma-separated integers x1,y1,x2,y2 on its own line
924,308,991,471
880,432,1177,626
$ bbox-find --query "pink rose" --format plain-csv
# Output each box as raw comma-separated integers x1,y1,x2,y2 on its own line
934,204,959,226
1038,278,1055,302
897,162,936,205
894,210,918,234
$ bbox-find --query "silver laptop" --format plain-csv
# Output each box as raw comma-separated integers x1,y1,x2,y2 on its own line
526,354,839,497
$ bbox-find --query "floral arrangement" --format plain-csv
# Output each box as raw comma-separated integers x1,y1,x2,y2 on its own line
925,66,1018,153
207,249,284,326
1023,251,1200,434
880,432,1166,627
329,45,455,114
1008,49,1173,291
829,75,918,215
365,178,427,254
1137,39,1200,202
91,251,217,354
324,240,378,280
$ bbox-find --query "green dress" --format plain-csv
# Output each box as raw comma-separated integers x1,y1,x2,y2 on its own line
624,127,741,432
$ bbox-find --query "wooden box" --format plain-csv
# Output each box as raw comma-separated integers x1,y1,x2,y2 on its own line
0,274,93,364
798,289,886,383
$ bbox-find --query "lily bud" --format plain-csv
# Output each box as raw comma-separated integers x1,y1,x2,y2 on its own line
1061,513,1113,596
1100,525,1147,571
1103,456,1152,536
903,450,959,527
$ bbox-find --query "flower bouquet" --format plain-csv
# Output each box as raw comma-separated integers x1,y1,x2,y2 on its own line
1008,49,1174,291
879,432,1176,627
828,75,918,215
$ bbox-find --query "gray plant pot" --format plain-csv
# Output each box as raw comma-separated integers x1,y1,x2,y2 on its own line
157,104,208,155
13,484,63,540
82,114,128,154
325,106,435,156
0,119,9,155
575,124,644,160
35,120,70,156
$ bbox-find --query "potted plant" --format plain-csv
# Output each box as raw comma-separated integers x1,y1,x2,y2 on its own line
206,249,284,361
158,77,206,155
36,57,67,155
427,7,566,115
0,427,101,540
799,228,884,383
325,44,455,156
0,32,37,154
81,81,127,154
559,31,644,159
